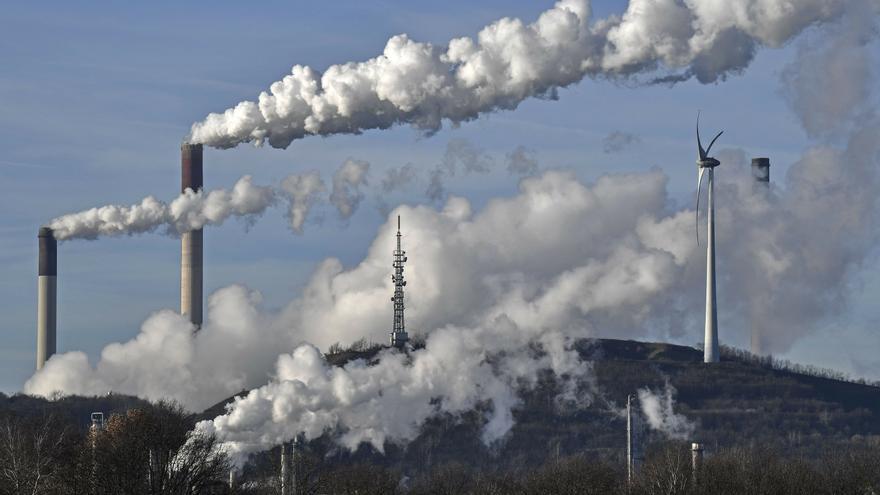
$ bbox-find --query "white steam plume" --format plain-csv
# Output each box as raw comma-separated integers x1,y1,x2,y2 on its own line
26,170,684,458
26,0,880,465
279,171,326,234
637,382,695,440
188,0,849,149
50,171,338,240
48,176,275,241
330,159,370,220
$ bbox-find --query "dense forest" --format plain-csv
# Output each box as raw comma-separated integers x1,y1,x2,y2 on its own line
3,338,879,494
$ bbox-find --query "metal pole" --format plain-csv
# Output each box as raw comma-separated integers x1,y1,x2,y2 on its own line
627,395,633,486
280,441,292,495
89,413,103,495
691,443,704,485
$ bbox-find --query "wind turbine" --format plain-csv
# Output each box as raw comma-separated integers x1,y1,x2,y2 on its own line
695,113,723,364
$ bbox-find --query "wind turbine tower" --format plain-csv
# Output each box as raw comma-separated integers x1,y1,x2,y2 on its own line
695,115,724,363
390,215,409,348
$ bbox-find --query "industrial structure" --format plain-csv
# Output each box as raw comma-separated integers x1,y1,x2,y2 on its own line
751,157,770,185
389,215,409,348
180,143,204,328
750,157,771,356
89,412,104,493
626,394,642,485
695,115,724,364
36,227,57,370
280,439,297,495
691,442,704,484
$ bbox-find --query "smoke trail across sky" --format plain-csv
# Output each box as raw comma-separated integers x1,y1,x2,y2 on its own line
48,158,381,240
188,0,850,149
48,176,276,241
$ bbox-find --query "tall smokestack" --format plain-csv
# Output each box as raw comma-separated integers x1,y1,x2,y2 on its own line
180,143,203,328
750,158,770,356
36,227,57,370
751,157,770,185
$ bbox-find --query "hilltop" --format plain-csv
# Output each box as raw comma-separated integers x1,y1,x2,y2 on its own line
197,338,880,477
6,338,880,474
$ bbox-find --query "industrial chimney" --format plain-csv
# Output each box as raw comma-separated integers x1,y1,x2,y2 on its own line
180,143,204,328
750,157,770,356
691,442,704,484
751,157,770,185
36,227,57,370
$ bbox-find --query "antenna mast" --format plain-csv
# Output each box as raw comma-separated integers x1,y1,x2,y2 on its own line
390,216,409,348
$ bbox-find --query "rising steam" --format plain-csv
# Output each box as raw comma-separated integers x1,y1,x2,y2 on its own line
48,159,379,239
638,382,695,440
330,159,370,220
48,176,275,241
188,0,849,149
279,171,325,234
25,0,880,468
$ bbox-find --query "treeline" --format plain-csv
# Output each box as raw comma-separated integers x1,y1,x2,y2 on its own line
0,401,229,494
3,399,880,494
719,345,880,387
232,442,880,494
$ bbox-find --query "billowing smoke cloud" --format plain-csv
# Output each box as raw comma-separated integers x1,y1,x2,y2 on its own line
48,176,275,241
780,0,877,139
638,382,694,440
26,170,689,459
188,0,850,150
330,159,370,220
602,131,641,154
50,171,339,240
26,115,880,456
506,146,539,176
279,171,326,234
731,2,879,353
25,0,880,466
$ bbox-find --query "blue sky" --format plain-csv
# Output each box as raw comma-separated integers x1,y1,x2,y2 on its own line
2,1,877,393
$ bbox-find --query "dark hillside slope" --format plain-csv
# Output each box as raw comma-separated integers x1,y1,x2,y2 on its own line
201,339,880,476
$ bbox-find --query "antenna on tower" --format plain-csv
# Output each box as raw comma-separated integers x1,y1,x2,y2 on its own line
390,215,409,349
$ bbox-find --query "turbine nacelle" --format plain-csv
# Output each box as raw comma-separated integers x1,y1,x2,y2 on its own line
697,111,723,167
695,112,723,246
697,157,721,169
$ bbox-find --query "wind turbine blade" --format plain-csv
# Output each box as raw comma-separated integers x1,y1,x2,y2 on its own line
697,111,707,160
696,167,705,246
705,130,724,156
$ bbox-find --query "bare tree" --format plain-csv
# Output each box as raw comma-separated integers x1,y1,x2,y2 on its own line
636,443,693,495
0,414,68,495
89,401,229,494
